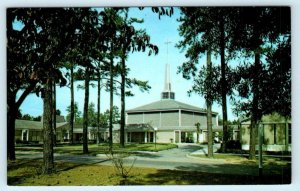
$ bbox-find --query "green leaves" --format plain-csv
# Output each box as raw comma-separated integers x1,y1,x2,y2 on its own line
148,7,173,19
7,8,91,100
177,7,291,120
126,78,151,93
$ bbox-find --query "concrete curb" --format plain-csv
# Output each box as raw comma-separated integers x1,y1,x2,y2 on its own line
186,153,227,163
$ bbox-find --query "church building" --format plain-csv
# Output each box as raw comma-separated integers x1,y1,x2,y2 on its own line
125,64,220,144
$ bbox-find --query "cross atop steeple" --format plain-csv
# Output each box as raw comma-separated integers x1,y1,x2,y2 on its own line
161,41,175,100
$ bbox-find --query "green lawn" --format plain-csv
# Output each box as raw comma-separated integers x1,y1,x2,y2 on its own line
15,143,177,155
8,159,291,185
190,153,291,166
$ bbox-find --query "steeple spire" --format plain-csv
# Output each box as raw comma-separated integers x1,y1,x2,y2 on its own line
161,64,175,100
161,40,175,100
163,64,171,91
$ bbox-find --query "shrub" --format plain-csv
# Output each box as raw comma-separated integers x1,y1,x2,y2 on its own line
226,140,241,150
105,150,136,185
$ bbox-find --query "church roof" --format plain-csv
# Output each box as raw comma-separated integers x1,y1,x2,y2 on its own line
127,99,216,114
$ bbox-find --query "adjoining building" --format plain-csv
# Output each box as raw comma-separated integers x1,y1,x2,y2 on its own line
240,118,291,152
124,64,220,144
15,115,68,144
15,116,101,144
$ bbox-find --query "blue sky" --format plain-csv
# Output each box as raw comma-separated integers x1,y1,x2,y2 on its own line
18,7,237,120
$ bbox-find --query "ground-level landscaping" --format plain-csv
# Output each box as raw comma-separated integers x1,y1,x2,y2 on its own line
8,157,291,186
9,143,291,185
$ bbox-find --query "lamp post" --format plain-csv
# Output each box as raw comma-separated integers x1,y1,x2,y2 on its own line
154,127,158,151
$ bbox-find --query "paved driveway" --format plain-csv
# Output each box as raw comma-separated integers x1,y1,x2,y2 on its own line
132,143,205,161
97,144,289,176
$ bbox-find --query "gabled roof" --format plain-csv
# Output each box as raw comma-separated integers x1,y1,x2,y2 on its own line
126,99,217,114
16,120,43,130
16,119,67,130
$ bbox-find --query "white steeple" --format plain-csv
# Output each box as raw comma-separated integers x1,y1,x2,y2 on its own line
161,40,175,100
163,64,171,92
161,63,175,100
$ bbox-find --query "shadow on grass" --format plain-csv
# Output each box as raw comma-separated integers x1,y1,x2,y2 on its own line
179,144,202,152
8,159,41,171
8,158,111,185
8,159,43,185
127,167,291,185
7,176,24,185
133,153,161,159
175,163,258,176
56,158,111,173
174,163,291,184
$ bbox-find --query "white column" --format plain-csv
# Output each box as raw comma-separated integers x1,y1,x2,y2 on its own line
22,130,27,141
144,132,148,143
179,130,181,143
21,130,24,141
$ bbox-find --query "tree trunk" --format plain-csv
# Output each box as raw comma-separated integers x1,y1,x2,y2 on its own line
7,113,16,160
249,17,261,160
7,93,17,161
7,82,37,160
249,117,258,160
249,52,260,160
43,78,55,174
97,70,101,145
120,56,126,148
196,130,199,144
70,66,74,144
220,13,229,153
206,50,214,158
207,101,213,158
52,82,56,146
109,49,114,151
83,67,90,154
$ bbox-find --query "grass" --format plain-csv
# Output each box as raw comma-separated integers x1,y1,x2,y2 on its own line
15,143,177,155
190,153,291,166
8,159,291,185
